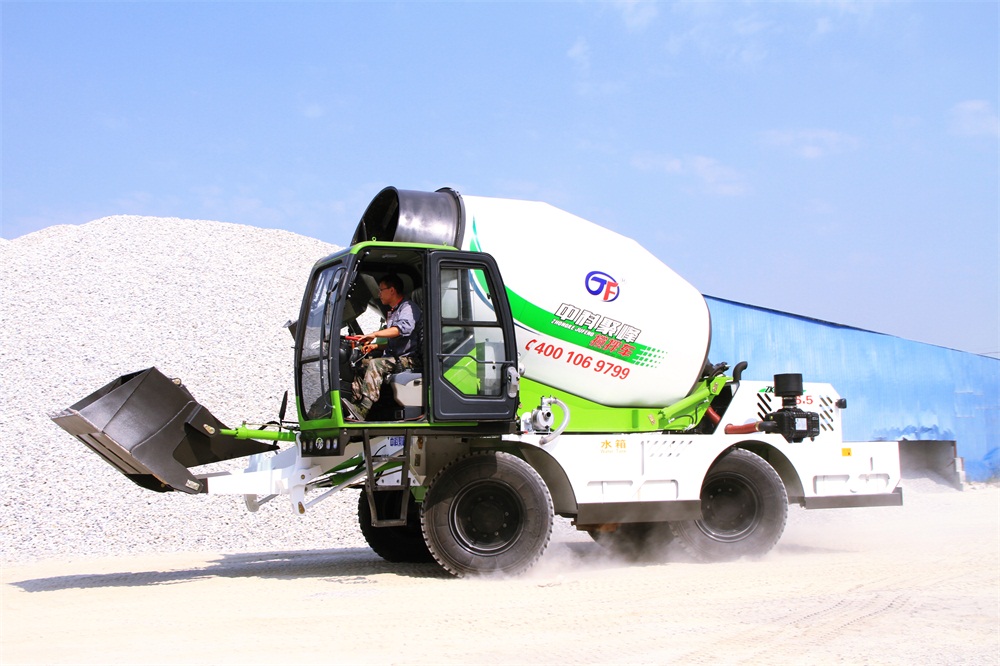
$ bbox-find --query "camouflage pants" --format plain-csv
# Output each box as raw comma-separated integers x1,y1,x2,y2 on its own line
352,355,418,407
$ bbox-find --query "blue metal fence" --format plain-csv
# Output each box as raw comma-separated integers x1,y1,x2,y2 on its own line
705,296,1000,481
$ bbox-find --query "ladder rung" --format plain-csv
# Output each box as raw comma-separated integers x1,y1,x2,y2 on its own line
371,484,408,492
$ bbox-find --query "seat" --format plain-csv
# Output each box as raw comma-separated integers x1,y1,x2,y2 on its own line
389,370,423,419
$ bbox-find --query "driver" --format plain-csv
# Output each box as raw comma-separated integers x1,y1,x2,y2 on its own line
342,274,421,421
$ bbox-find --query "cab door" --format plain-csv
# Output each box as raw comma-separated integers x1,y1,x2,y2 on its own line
426,251,518,421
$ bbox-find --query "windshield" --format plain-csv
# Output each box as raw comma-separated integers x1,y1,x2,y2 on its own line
299,263,345,420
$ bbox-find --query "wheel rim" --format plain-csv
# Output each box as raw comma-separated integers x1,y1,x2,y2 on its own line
449,480,524,555
696,472,762,542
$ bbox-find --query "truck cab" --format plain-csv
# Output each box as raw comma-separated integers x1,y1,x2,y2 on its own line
294,242,520,440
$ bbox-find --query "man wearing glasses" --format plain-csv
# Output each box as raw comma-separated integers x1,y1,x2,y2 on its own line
343,274,421,421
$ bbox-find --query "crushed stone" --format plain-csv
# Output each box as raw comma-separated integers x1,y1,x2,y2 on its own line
0,216,371,563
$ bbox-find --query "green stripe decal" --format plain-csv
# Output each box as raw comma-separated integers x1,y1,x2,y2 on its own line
470,217,666,369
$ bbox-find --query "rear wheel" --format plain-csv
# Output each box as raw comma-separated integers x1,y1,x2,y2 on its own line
671,448,787,562
422,451,553,577
358,490,433,563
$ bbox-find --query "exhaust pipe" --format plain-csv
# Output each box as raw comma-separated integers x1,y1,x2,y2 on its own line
51,367,278,493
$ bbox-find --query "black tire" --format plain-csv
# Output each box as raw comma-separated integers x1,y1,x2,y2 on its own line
421,451,553,577
671,448,787,562
358,490,433,563
588,522,674,560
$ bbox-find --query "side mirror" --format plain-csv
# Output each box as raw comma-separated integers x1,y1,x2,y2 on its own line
279,390,289,423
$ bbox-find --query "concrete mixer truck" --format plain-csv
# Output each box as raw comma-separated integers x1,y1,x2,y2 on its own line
52,187,903,577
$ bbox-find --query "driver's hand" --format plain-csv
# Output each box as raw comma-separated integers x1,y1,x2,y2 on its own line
362,342,378,354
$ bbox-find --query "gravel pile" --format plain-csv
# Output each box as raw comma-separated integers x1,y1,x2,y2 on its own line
0,216,373,563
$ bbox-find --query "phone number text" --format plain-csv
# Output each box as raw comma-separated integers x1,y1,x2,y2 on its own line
525,339,631,380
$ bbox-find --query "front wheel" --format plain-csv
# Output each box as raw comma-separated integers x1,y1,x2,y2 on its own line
671,448,787,562
421,451,553,577
358,490,433,563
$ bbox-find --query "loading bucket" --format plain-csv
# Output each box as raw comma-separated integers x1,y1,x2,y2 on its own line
50,367,278,493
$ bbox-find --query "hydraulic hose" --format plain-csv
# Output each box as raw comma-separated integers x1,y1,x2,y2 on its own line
724,422,762,435
539,397,570,445
705,407,721,425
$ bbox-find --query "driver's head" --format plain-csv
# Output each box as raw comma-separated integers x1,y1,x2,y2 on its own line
378,274,404,306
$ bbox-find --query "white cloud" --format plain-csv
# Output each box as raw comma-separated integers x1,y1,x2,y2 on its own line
303,103,325,119
567,37,590,71
892,115,922,132
631,153,683,174
949,100,1000,138
689,156,750,196
760,129,861,159
660,6,776,68
613,0,659,31
567,36,626,97
737,41,768,66
632,152,749,196
814,16,834,36
98,113,130,131
812,0,876,24
733,16,771,36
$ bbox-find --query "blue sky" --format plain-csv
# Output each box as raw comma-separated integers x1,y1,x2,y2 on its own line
3,1,998,357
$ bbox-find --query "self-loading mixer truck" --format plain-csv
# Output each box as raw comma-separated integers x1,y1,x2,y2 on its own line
52,187,903,577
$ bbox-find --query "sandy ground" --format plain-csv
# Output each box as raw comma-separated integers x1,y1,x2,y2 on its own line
2,481,998,666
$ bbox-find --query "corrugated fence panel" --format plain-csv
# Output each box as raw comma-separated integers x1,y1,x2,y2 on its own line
705,296,999,480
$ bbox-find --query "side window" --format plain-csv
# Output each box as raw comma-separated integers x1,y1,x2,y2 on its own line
439,266,505,397
299,265,344,419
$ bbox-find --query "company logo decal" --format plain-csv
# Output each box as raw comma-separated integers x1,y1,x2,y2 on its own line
469,216,665,370
585,271,620,302
553,302,642,357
